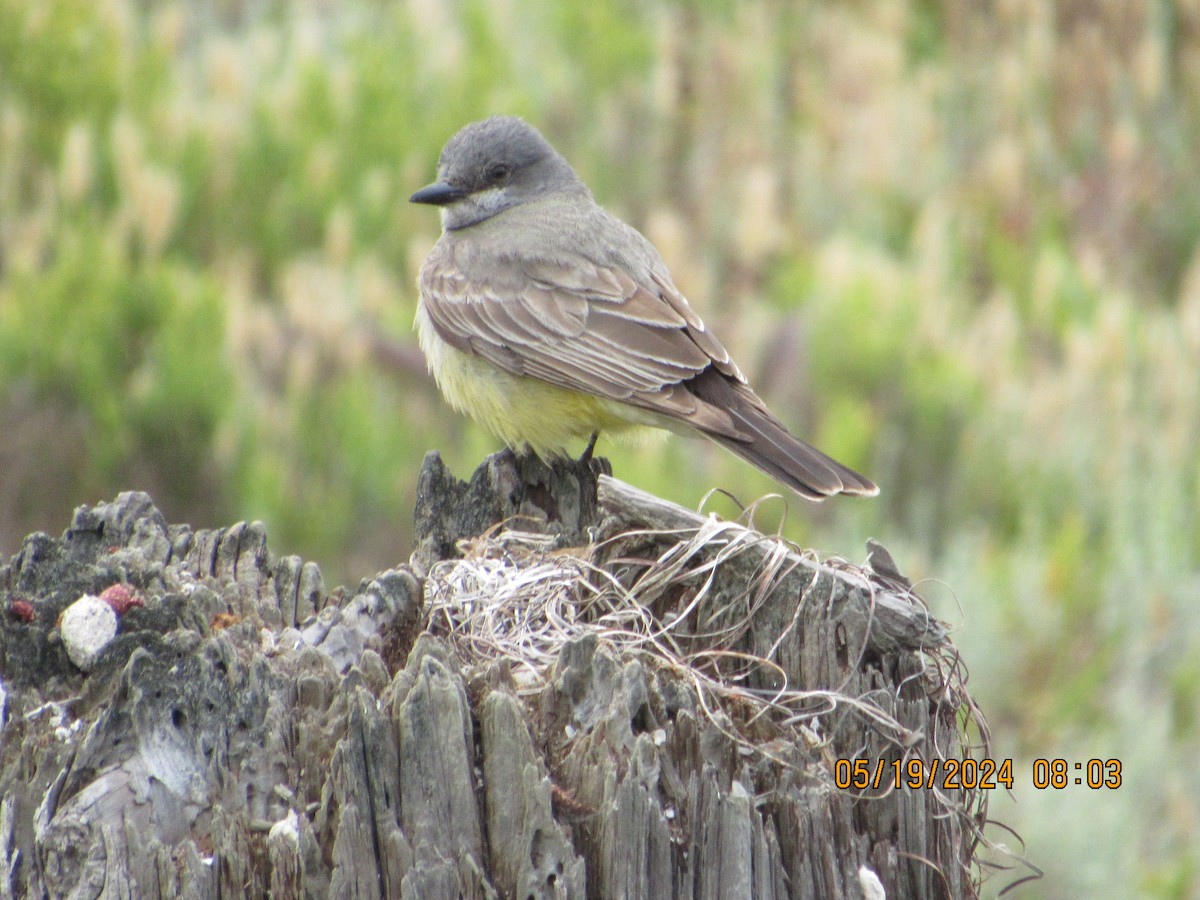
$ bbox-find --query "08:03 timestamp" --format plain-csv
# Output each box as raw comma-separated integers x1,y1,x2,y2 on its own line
1031,758,1121,789
834,757,1122,790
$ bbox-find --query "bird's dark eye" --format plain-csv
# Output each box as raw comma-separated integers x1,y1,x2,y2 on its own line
486,163,511,183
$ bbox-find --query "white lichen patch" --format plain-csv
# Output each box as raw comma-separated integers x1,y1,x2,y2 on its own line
61,594,118,671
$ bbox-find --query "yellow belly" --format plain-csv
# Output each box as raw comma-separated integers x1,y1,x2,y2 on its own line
416,305,664,457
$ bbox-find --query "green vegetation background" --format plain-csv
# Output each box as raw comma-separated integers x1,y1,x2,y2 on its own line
2,0,1198,895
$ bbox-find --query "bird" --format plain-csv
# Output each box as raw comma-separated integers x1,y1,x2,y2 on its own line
409,116,877,501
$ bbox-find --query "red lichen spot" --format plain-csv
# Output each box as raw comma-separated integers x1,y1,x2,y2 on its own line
211,612,241,631
9,599,35,623
99,583,144,616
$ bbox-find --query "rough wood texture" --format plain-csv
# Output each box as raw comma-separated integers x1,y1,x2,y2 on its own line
0,452,983,899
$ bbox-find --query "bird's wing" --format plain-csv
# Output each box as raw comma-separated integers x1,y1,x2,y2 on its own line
418,250,748,438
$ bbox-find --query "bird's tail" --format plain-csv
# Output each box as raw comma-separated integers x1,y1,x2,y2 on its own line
690,370,878,501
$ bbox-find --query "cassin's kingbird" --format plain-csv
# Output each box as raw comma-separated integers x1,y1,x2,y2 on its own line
410,116,877,500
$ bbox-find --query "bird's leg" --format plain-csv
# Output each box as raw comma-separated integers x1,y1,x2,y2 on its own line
579,431,600,464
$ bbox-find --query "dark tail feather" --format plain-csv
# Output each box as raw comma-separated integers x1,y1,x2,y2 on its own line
691,371,878,501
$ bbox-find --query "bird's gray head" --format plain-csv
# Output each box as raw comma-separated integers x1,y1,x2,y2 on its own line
410,116,589,230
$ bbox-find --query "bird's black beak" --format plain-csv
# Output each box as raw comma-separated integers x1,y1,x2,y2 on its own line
410,181,467,206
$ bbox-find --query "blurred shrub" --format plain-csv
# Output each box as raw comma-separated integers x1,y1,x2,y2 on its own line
0,227,230,517
2,3,1200,891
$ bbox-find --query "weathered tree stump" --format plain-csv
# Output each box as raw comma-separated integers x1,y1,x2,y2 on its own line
0,451,986,899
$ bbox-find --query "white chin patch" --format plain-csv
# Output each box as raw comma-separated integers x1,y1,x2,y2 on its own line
443,186,509,228
469,186,509,215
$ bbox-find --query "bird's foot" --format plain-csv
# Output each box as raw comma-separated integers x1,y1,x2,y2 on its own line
578,431,599,464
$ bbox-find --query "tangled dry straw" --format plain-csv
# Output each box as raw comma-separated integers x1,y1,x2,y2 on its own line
421,508,1018,891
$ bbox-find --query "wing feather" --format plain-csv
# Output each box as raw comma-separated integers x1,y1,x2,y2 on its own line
419,248,726,401
517,287,588,336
